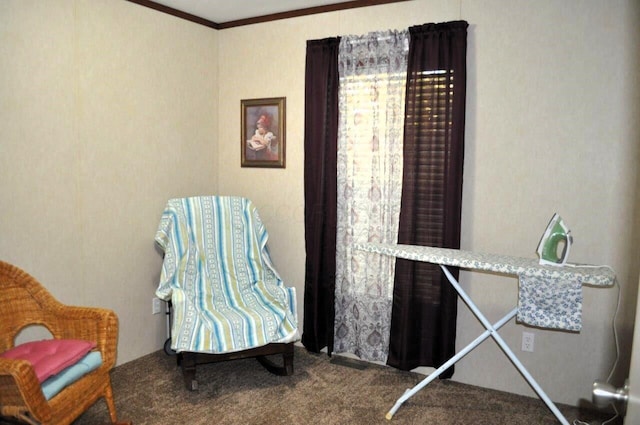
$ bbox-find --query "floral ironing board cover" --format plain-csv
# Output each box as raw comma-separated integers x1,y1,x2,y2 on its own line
357,243,615,331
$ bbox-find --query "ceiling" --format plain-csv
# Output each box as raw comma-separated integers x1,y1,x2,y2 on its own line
128,0,408,29
152,0,353,23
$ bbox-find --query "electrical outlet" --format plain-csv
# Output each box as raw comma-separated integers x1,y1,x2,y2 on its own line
152,297,162,315
522,331,535,352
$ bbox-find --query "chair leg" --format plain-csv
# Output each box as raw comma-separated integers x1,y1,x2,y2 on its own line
104,379,118,423
14,412,40,425
181,353,198,391
256,345,294,376
283,349,294,376
103,378,133,424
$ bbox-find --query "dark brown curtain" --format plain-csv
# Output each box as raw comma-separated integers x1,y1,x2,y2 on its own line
387,21,468,377
302,37,340,354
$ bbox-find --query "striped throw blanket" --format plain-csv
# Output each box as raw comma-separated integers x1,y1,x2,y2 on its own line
155,196,298,354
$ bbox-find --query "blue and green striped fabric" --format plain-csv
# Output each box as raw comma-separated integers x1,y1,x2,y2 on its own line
155,196,298,354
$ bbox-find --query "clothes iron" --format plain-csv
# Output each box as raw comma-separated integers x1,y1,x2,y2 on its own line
536,213,573,266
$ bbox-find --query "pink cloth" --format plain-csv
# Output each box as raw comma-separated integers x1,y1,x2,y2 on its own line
1,339,96,382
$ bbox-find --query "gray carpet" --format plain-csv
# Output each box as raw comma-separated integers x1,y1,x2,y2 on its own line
74,346,615,425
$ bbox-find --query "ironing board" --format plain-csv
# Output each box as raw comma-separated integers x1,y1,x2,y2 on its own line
356,243,615,424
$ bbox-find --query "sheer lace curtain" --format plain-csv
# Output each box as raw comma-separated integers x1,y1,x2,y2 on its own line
333,30,409,362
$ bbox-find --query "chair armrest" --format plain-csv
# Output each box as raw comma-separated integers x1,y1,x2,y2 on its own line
49,306,119,369
0,357,52,422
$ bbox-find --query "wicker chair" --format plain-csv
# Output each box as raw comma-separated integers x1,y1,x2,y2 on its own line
0,260,130,425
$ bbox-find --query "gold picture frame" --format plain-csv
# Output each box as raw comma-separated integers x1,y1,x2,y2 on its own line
241,97,286,168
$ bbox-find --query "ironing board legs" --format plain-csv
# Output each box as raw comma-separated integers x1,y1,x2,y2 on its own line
385,265,570,425
385,308,517,420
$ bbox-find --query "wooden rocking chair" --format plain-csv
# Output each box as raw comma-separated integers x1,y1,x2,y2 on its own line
155,196,298,391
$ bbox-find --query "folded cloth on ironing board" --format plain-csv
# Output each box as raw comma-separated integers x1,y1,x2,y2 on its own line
517,274,582,331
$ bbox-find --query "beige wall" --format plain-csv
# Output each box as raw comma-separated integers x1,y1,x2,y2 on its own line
218,0,640,406
0,0,218,363
2,0,638,410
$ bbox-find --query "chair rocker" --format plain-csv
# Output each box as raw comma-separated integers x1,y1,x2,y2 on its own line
177,342,294,391
155,196,298,391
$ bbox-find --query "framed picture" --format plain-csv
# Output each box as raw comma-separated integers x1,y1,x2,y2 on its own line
241,97,286,168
